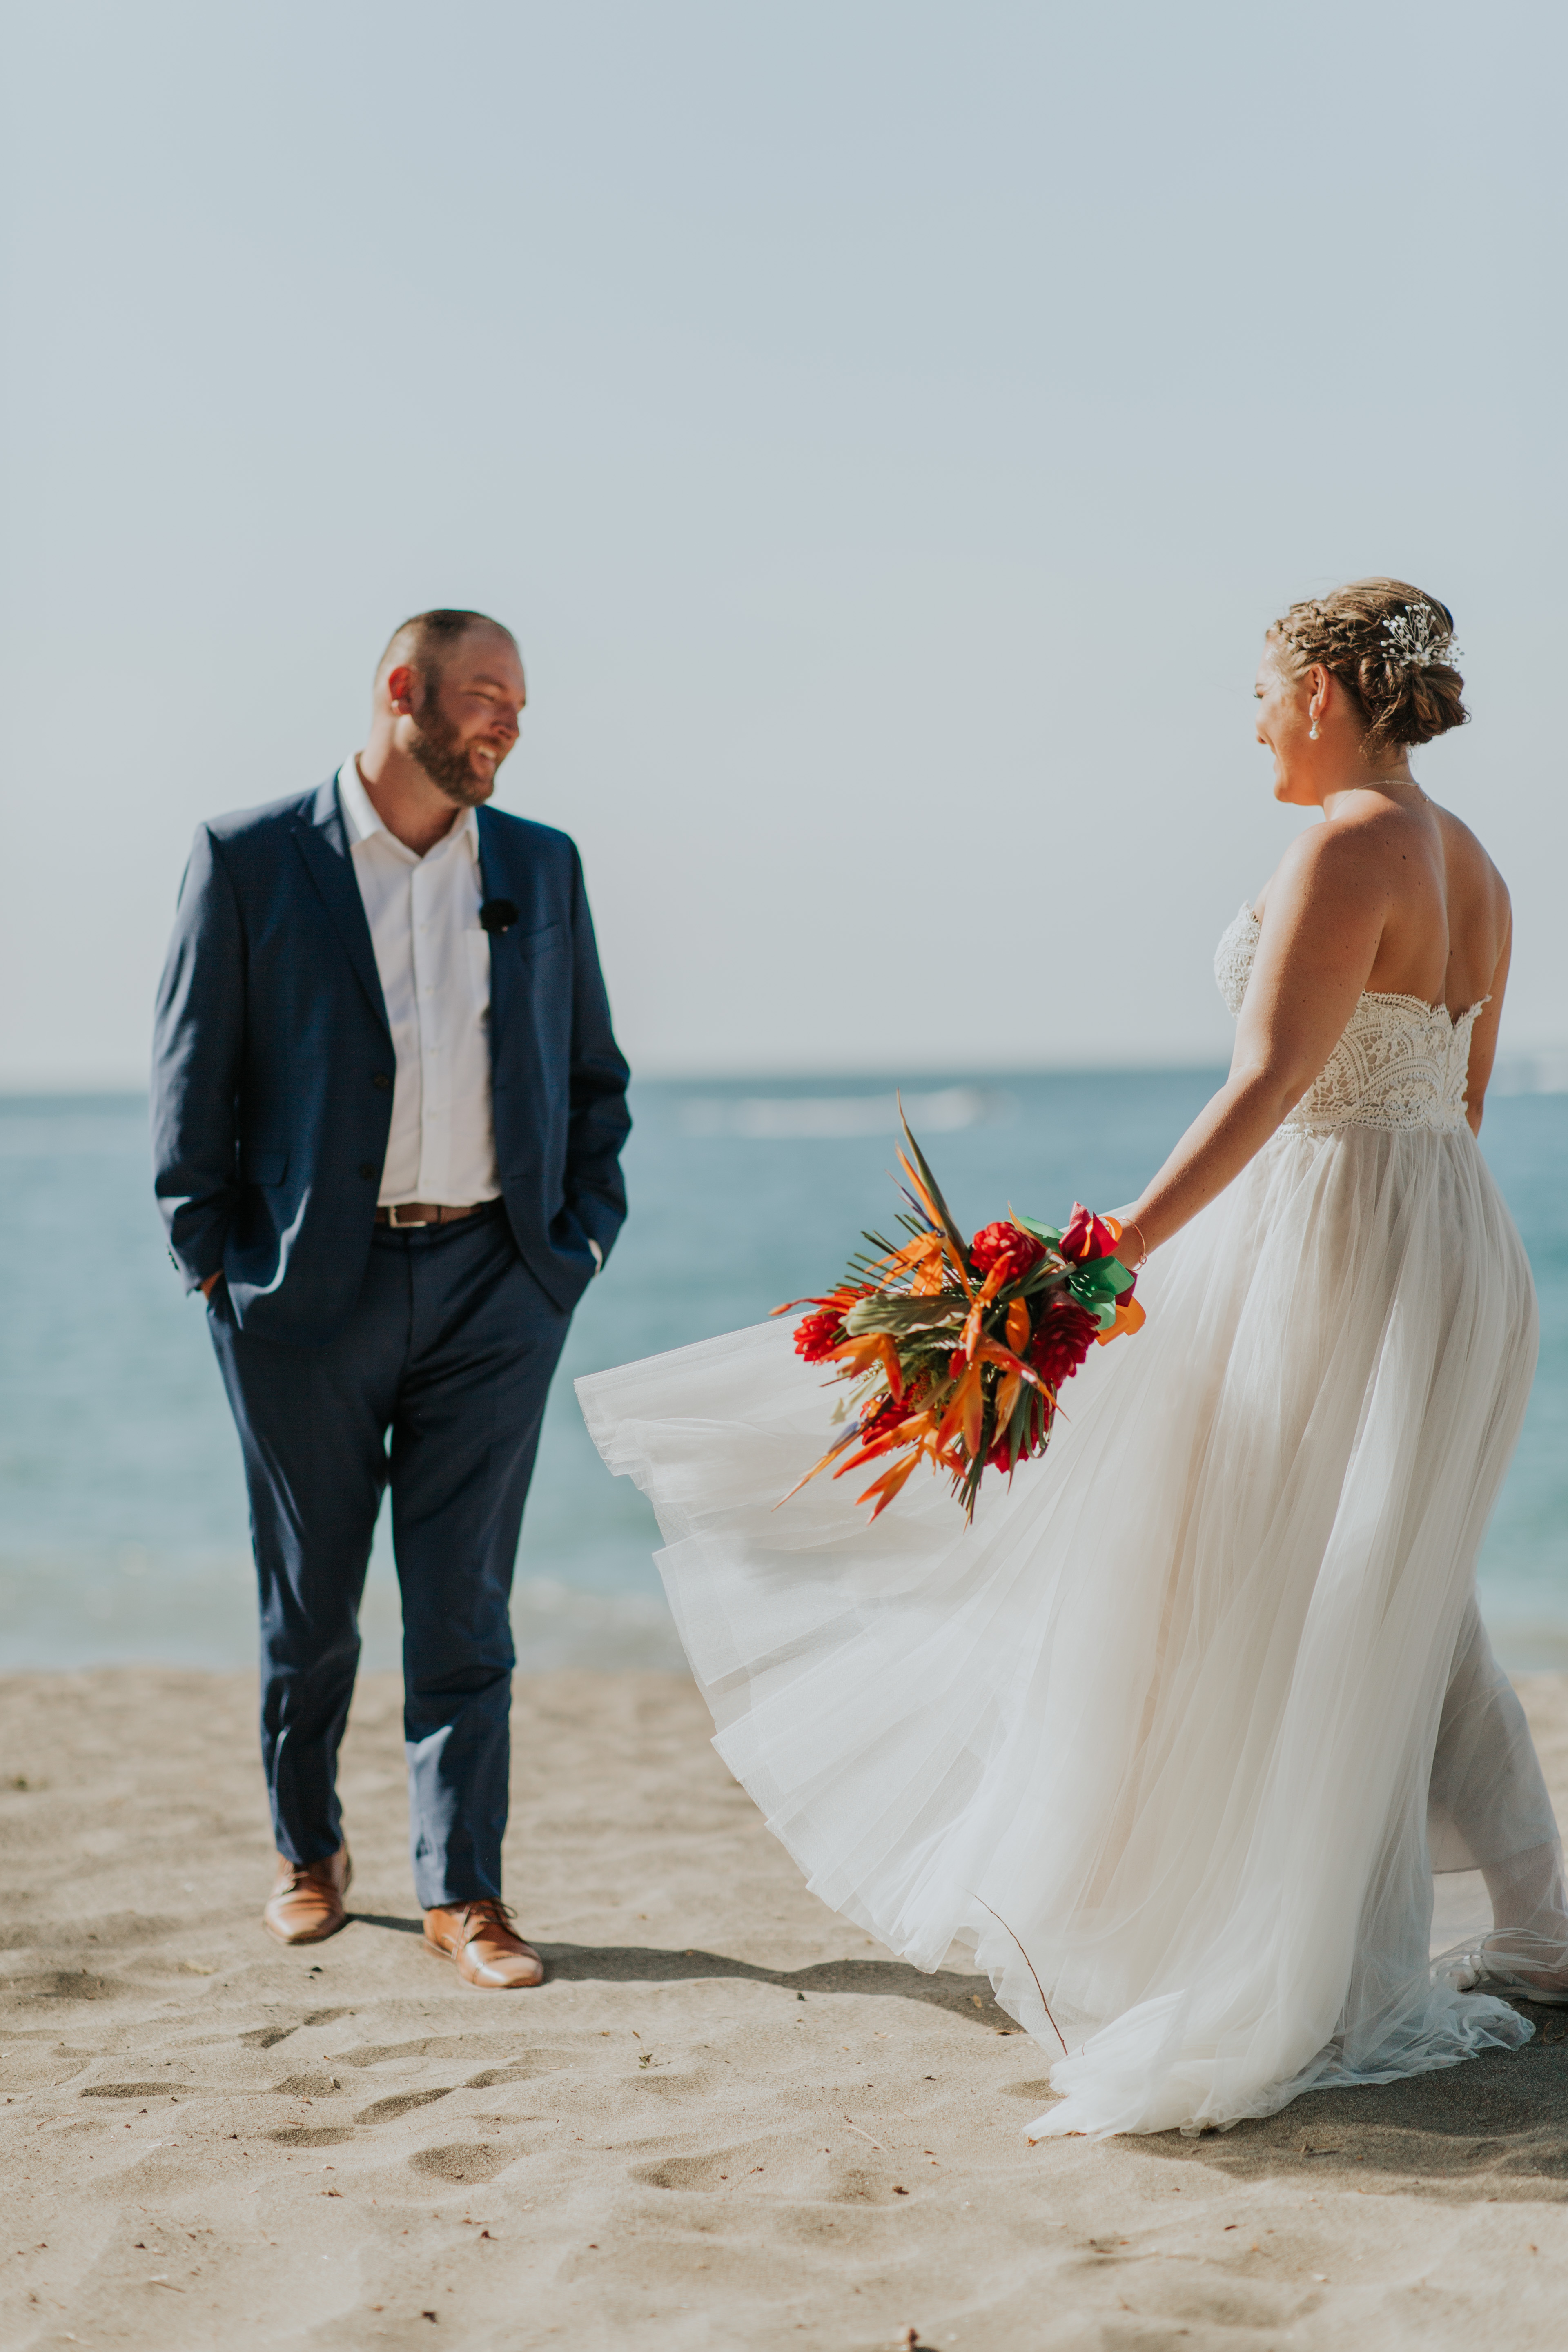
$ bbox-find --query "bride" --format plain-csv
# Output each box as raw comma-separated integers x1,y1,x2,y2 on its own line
578,577,1567,2138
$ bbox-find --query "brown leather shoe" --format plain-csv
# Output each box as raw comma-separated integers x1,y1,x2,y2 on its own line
423,1900,544,1988
263,1846,352,1945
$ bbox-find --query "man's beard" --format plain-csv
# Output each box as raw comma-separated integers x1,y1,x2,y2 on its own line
407,697,497,807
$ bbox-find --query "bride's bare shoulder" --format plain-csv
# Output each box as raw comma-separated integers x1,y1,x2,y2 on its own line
1255,794,1510,1007
1252,801,1408,923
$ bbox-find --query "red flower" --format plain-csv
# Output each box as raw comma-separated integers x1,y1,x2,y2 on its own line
969,1220,1046,1287
1029,1297,1098,1390
794,1308,846,1363
858,1391,909,1441
988,1409,1046,1475
1058,1203,1118,1263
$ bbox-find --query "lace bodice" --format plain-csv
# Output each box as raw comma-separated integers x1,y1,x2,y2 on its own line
1214,904,1482,1135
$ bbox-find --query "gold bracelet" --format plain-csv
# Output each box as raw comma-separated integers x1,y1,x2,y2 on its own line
1124,1219,1149,1268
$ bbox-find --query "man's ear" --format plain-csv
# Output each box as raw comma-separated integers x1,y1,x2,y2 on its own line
385,661,419,716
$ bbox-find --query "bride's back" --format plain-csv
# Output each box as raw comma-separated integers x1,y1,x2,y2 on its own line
1361,797,1509,1016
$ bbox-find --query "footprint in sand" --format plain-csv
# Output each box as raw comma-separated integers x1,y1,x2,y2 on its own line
632,2153,744,2192
409,2142,525,2183
355,2088,455,2125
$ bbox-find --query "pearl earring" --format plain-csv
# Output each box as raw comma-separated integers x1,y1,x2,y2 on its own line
1308,714,1321,741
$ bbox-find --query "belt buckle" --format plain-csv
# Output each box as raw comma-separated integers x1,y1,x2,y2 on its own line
390,1203,433,1229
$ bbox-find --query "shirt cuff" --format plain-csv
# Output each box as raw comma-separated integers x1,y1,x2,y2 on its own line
588,1237,604,1275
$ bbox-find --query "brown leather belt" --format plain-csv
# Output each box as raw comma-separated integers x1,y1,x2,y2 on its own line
375,1202,487,1229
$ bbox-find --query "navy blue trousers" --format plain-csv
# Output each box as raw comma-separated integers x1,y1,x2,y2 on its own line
208,1203,570,1909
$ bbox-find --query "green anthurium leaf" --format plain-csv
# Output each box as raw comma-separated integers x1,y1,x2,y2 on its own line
1011,1212,1065,1248
1066,1256,1134,1303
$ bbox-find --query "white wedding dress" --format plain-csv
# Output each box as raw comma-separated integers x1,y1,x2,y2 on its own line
578,907,1566,2137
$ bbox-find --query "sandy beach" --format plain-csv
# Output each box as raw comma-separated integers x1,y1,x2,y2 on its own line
3,1666,1567,2350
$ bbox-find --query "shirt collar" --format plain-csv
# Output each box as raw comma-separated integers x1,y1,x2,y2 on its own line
336,755,479,863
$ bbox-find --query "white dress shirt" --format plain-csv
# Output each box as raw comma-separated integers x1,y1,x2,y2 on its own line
336,757,501,1207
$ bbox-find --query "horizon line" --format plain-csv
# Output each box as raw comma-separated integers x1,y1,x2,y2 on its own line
5,1049,1568,1102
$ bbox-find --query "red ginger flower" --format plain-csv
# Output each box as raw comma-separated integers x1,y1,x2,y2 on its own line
1029,1297,1098,1390
794,1308,846,1363
969,1220,1046,1287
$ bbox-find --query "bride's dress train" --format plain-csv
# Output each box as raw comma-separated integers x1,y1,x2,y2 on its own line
578,907,1566,2137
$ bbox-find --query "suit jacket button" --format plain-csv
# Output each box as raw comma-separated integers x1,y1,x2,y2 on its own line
358,1162,377,1180
372,1071,391,1090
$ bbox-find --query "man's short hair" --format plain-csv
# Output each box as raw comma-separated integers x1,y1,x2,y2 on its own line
377,608,516,686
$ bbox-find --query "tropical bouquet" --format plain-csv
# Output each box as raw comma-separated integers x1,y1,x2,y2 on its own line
777,1114,1145,1523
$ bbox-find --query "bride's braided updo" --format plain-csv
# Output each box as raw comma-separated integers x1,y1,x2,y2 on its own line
1268,578,1468,753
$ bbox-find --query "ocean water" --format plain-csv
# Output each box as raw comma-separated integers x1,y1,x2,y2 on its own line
1,1077,1564,1674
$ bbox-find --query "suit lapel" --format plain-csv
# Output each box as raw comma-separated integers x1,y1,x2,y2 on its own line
475,807,518,1061
292,777,391,1038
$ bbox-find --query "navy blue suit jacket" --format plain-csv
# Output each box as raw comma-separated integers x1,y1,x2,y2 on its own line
152,778,630,1344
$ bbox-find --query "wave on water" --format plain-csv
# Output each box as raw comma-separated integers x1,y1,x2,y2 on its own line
677,1083,1008,1140
0,1551,687,1675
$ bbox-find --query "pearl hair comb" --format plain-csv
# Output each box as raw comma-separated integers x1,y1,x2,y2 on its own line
1381,607,1460,673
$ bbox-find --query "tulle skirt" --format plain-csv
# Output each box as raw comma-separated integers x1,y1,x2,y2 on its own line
577,1122,1563,2136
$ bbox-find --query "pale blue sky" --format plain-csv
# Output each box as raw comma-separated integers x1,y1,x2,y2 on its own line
2,1,1563,1082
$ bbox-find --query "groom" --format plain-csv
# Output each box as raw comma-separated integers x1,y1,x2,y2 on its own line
152,609,630,1987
